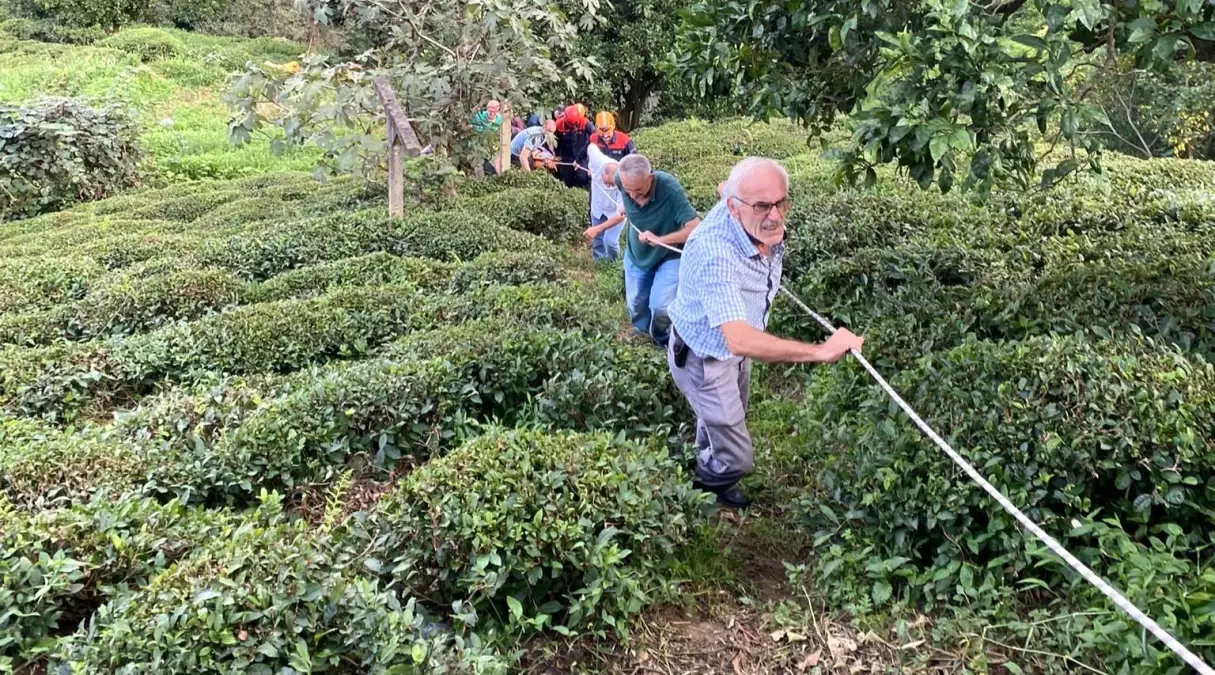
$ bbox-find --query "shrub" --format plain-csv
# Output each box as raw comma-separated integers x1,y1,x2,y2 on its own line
58,497,507,673
392,210,546,263
632,118,809,168
73,267,248,337
197,210,541,280
454,169,567,199
250,252,456,302
803,336,1215,602
0,493,244,670
371,429,708,635
97,26,185,61
774,226,1215,365
4,0,146,28
0,256,106,314
127,189,242,222
0,306,68,346
444,188,588,243
0,98,142,220
450,249,564,292
0,17,103,43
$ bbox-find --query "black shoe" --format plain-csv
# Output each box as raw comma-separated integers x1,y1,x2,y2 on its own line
715,485,750,510
691,480,751,510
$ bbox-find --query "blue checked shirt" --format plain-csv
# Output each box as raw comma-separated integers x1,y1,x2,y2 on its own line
668,201,784,360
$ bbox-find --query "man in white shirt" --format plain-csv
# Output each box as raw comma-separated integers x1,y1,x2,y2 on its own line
583,144,627,261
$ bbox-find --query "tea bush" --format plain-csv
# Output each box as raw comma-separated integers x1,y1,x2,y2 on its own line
800,335,1215,597
0,492,243,670
59,496,508,673
96,26,185,61
0,98,142,220
371,429,708,636
444,188,589,244
249,252,457,302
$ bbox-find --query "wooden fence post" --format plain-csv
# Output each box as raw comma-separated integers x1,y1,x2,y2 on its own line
373,76,423,218
497,103,513,174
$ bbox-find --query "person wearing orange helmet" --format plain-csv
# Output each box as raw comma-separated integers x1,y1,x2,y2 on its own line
554,104,595,189
590,111,636,162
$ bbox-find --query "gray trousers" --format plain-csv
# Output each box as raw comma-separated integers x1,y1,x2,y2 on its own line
668,331,754,488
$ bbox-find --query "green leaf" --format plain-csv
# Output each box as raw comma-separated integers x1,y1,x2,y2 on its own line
1011,34,1049,51
948,128,970,151
1191,22,1215,41
507,595,524,622
872,580,892,605
929,135,950,162
257,643,280,658
1005,662,1025,675
1127,17,1157,44
1133,494,1153,513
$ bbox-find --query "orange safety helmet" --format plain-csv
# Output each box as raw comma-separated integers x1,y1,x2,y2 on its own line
594,111,616,133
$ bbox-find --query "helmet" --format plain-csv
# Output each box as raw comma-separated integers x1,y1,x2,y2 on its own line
594,111,616,133
575,103,588,118
564,104,585,125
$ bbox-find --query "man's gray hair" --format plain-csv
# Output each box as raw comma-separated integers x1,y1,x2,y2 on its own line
723,157,789,201
618,154,652,181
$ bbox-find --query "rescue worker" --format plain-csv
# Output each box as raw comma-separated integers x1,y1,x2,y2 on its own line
555,104,595,189
590,111,636,161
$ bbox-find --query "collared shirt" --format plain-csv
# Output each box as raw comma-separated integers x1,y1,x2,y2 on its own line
668,201,784,360
510,126,548,157
587,145,620,221
615,170,699,271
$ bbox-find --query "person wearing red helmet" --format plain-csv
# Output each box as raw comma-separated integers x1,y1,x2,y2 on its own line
554,104,595,189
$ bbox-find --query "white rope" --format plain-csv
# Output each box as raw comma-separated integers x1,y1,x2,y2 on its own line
628,222,1215,675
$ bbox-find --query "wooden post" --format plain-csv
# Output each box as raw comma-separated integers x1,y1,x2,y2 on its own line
373,76,422,218
497,103,513,174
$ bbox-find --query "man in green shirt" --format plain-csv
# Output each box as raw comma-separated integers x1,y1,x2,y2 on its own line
615,153,702,346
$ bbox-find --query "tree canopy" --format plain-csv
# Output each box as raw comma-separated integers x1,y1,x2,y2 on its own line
675,0,1215,192
228,0,597,176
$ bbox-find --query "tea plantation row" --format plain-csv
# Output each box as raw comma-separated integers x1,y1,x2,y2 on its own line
635,121,1215,670
0,166,707,672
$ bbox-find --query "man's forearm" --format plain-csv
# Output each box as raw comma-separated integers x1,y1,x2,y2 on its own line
596,213,625,232
659,217,701,246
721,321,851,364
726,330,829,363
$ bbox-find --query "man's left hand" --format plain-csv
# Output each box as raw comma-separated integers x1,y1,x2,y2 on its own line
638,231,662,247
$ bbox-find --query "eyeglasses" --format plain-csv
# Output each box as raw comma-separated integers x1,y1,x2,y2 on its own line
730,196,791,218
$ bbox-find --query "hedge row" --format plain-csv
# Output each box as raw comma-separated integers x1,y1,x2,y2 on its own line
0,314,678,508
0,284,430,421
801,335,1215,601
45,431,701,671
0,492,243,669
47,495,506,674
196,210,546,281
368,429,707,635
440,188,589,244
773,227,1215,364
0,248,568,347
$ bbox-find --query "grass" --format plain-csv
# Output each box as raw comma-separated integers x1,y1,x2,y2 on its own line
0,25,321,184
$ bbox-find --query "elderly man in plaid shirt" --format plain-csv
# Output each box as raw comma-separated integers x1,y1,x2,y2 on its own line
667,157,865,509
